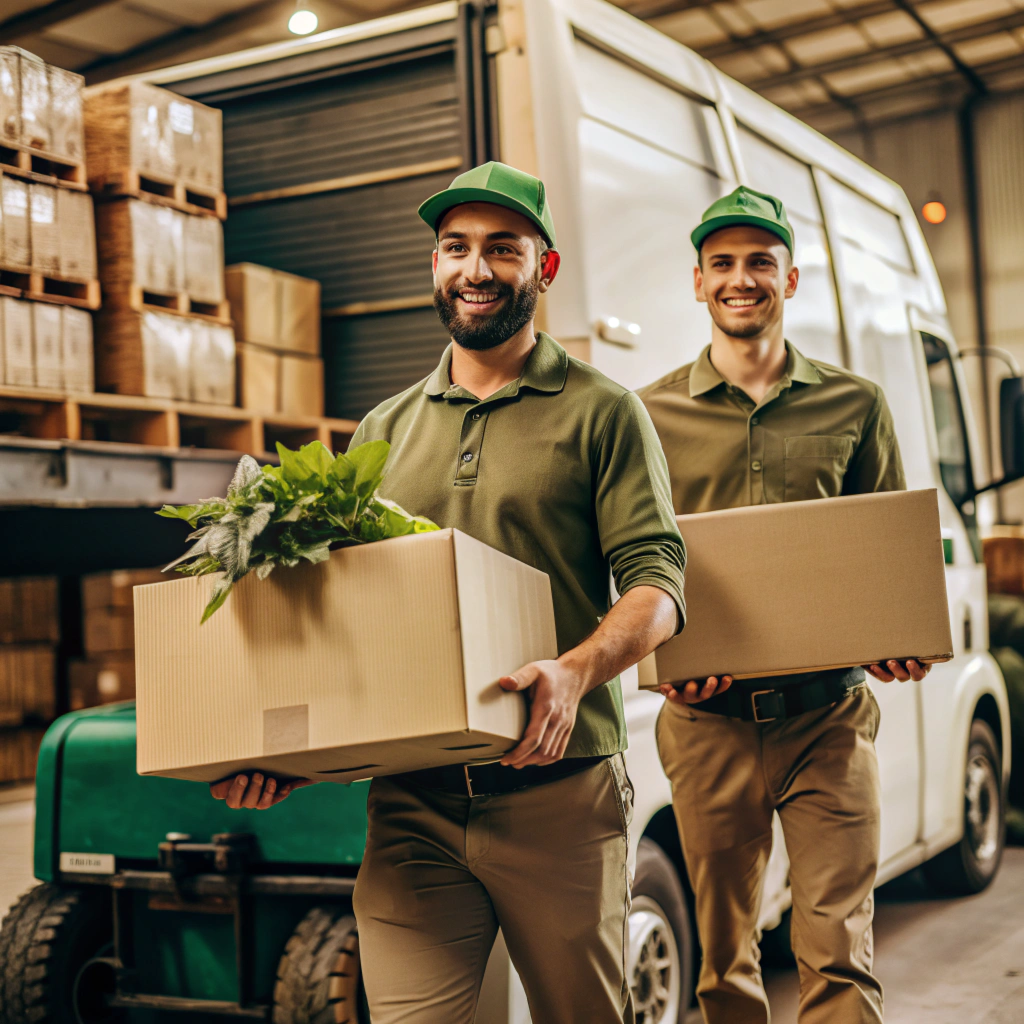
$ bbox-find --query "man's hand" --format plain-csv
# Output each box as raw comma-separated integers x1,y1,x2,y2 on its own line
209,772,317,809
865,659,931,683
498,660,587,769
658,676,733,705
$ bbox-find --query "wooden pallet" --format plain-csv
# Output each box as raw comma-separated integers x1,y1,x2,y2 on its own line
122,283,230,324
0,142,87,190
92,168,227,220
0,268,101,310
0,385,359,458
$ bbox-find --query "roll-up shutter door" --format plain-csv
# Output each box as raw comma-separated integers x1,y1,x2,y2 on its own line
174,13,488,421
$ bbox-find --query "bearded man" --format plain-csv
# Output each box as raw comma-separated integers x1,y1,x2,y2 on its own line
212,162,686,1024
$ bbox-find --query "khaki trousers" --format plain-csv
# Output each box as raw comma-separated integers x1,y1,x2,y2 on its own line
656,687,883,1024
353,755,636,1024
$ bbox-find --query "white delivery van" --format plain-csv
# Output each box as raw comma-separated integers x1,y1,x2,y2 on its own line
145,1,1012,1020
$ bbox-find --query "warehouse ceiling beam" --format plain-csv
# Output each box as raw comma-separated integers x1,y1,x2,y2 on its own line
889,0,987,95
0,0,115,42
81,0,293,84
746,10,1024,91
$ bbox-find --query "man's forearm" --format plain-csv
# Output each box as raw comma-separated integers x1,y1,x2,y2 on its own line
560,585,678,695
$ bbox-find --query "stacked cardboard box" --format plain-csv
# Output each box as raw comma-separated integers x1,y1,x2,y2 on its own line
983,531,1024,595
228,263,323,416
0,46,85,163
1,296,93,390
0,576,59,737
0,728,45,786
69,567,164,711
83,81,222,196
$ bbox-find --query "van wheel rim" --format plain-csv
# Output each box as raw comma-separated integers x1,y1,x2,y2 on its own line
628,897,680,1024
965,752,1000,867
328,929,362,1024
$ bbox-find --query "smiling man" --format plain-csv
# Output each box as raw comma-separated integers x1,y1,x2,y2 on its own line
639,187,928,1024
212,163,686,1023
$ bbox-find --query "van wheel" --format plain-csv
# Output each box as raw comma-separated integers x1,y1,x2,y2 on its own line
272,906,368,1024
924,719,1005,895
0,883,118,1024
629,837,694,1023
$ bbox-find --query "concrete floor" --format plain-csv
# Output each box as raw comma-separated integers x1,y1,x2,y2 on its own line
2,787,1023,1023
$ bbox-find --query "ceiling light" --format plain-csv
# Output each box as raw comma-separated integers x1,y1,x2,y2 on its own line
922,200,947,225
288,2,318,35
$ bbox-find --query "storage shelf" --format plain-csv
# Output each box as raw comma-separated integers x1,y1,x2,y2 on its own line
0,385,358,459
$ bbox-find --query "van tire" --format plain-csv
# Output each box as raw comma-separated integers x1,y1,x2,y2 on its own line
272,906,367,1024
629,837,695,1022
0,883,113,1024
924,719,1005,896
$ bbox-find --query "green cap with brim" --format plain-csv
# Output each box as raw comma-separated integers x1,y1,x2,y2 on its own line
418,161,557,248
691,186,794,254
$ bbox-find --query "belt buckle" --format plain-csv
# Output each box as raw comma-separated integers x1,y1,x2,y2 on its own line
750,689,779,723
463,765,474,798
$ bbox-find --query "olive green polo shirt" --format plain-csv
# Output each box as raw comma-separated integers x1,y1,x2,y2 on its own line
638,341,905,692
349,332,687,758
638,342,906,514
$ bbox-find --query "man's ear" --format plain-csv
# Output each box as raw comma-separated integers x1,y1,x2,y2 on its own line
432,249,438,275
538,249,561,292
694,263,707,304
784,263,799,299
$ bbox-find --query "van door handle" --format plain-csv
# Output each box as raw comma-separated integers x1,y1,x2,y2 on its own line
596,317,641,349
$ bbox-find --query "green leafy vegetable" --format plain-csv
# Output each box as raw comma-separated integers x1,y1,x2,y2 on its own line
158,440,437,621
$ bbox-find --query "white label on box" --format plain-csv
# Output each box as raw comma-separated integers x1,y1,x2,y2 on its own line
60,852,115,875
169,100,194,135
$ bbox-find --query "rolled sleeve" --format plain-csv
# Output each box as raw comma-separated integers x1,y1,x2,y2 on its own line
594,392,687,632
843,386,907,494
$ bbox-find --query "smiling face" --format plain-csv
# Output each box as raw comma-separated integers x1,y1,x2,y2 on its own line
432,202,557,351
694,225,798,340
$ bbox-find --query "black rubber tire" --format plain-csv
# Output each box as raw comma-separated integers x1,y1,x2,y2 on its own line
924,718,1005,896
272,906,367,1024
631,837,695,1023
0,883,114,1024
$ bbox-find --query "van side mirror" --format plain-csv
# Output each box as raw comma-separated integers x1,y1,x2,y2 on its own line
1000,376,1024,480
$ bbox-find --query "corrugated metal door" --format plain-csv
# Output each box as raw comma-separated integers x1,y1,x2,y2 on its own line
172,9,492,420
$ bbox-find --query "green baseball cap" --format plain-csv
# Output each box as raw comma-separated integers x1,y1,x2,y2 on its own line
691,186,794,254
418,161,557,248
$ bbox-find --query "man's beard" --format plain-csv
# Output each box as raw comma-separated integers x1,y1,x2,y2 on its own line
709,299,774,339
434,277,539,351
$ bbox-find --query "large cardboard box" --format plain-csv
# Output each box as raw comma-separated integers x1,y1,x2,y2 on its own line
2,296,33,386
69,655,136,710
280,352,324,417
83,567,165,610
640,490,953,688
29,183,59,276
225,263,278,348
135,530,557,784
2,176,30,270
32,300,63,389
277,269,320,355
236,341,279,413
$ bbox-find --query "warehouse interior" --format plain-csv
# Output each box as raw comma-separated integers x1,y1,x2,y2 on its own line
2,1,1024,1022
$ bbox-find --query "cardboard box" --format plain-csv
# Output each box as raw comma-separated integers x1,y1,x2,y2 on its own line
18,50,50,152
32,300,63,389
2,175,30,269
135,529,557,784
2,296,33,386
57,188,97,281
277,269,320,355
0,576,59,644
225,263,278,348
640,490,953,687
29,183,59,275
0,728,44,785
95,309,192,399
62,306,94,393
97,200,184,298
0,49,19,148
0,645,56,723
173,97,222,194
83,567,166,610
280,353,323,417
84,606,135,653
69,655,136,710
183,214,224,304
236,341,279,413
191,322,235,405
48,65,84,164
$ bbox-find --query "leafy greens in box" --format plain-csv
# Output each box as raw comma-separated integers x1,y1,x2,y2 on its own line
158,439,437,622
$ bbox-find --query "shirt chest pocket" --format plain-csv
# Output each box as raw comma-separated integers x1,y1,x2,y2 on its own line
783,435,855,501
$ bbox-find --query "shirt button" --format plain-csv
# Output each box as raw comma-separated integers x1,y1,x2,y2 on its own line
462,452,474,463
752,460,762,471
751,416,759,426
472,412,481,420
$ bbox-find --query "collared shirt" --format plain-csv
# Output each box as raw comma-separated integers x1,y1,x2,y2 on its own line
638,342,906,514
349,332,687,758
638,341,905,692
